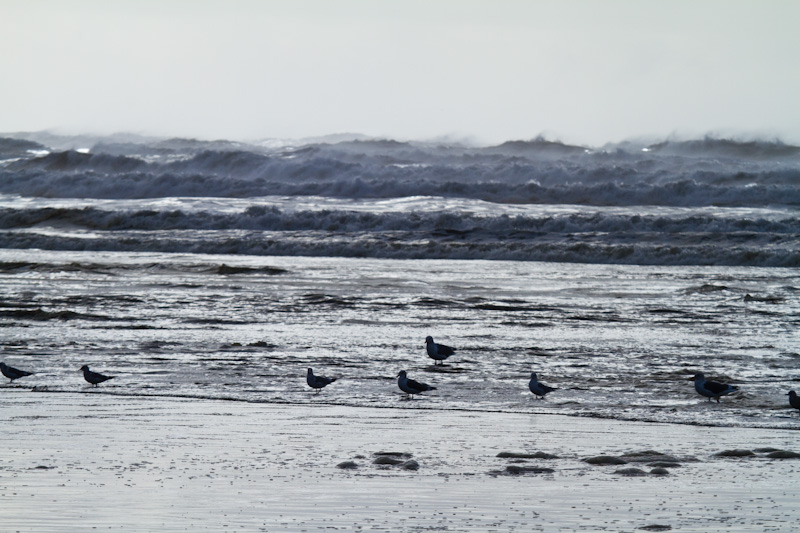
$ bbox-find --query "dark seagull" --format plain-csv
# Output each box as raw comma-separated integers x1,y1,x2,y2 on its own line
80,365,114,387
397,370,437,399
425,336,456,366
306,368,336,394
0,362,34,383
689,372,738,403
788,391,800,414
528,372,557,399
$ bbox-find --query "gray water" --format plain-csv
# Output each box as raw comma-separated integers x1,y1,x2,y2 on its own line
2,248,798,429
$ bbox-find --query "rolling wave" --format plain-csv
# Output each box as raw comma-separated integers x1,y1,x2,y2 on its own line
1,205,798,234
1,134,799,207
1,168,798,207
0,232,792,266
1,133,799,266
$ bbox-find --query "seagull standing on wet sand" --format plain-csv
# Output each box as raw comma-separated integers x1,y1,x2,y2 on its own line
689,372,738,402
306,368,336,394
528,372,557,399
80,365,114,386
397,370,437,399
788,391,800,414
0,362,34,383
425,336,456,366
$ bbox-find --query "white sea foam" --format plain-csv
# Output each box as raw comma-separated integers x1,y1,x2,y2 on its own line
0,195,797,266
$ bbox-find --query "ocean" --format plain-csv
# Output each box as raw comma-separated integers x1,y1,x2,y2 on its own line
1,133,798,429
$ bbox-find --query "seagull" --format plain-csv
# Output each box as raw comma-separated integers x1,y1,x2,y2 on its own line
689,372,738,402
425,336,456,366
397,370,436,399
528,372,557,399
0,362,34,383
788,391,800,414
80,365,114,386
306,368,336,394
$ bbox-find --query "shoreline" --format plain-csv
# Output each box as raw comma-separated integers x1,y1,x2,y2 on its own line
9,385,800,431
3,389,800,531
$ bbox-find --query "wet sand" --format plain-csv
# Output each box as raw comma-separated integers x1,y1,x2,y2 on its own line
2,390,799,531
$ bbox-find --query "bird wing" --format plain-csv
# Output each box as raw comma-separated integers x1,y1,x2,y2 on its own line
704,380,733,394
406,378,431,392
438,344,456,356
8,366,33,378
89,371,113,382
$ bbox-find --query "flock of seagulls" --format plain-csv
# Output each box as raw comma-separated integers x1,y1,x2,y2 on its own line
302,336,799,414
2,336,799,415
1,362,113,387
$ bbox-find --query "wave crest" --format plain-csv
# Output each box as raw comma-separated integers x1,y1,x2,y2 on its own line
2,134,799,207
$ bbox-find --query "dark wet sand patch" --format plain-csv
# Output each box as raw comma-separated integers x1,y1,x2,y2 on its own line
497,451,558,459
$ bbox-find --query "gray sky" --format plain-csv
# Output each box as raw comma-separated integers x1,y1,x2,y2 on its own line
2,0,798,146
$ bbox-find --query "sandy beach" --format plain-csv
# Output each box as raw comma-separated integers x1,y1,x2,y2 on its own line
2,389,799,532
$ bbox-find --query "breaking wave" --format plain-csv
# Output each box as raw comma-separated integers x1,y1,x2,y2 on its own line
1,133,799,266
1,135,799,207
1,205,798,234
1,205,797,267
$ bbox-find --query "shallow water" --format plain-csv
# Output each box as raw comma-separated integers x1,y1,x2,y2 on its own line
2,249,798,429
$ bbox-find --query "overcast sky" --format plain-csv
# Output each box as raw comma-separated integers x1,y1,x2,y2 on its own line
2,0,798,146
